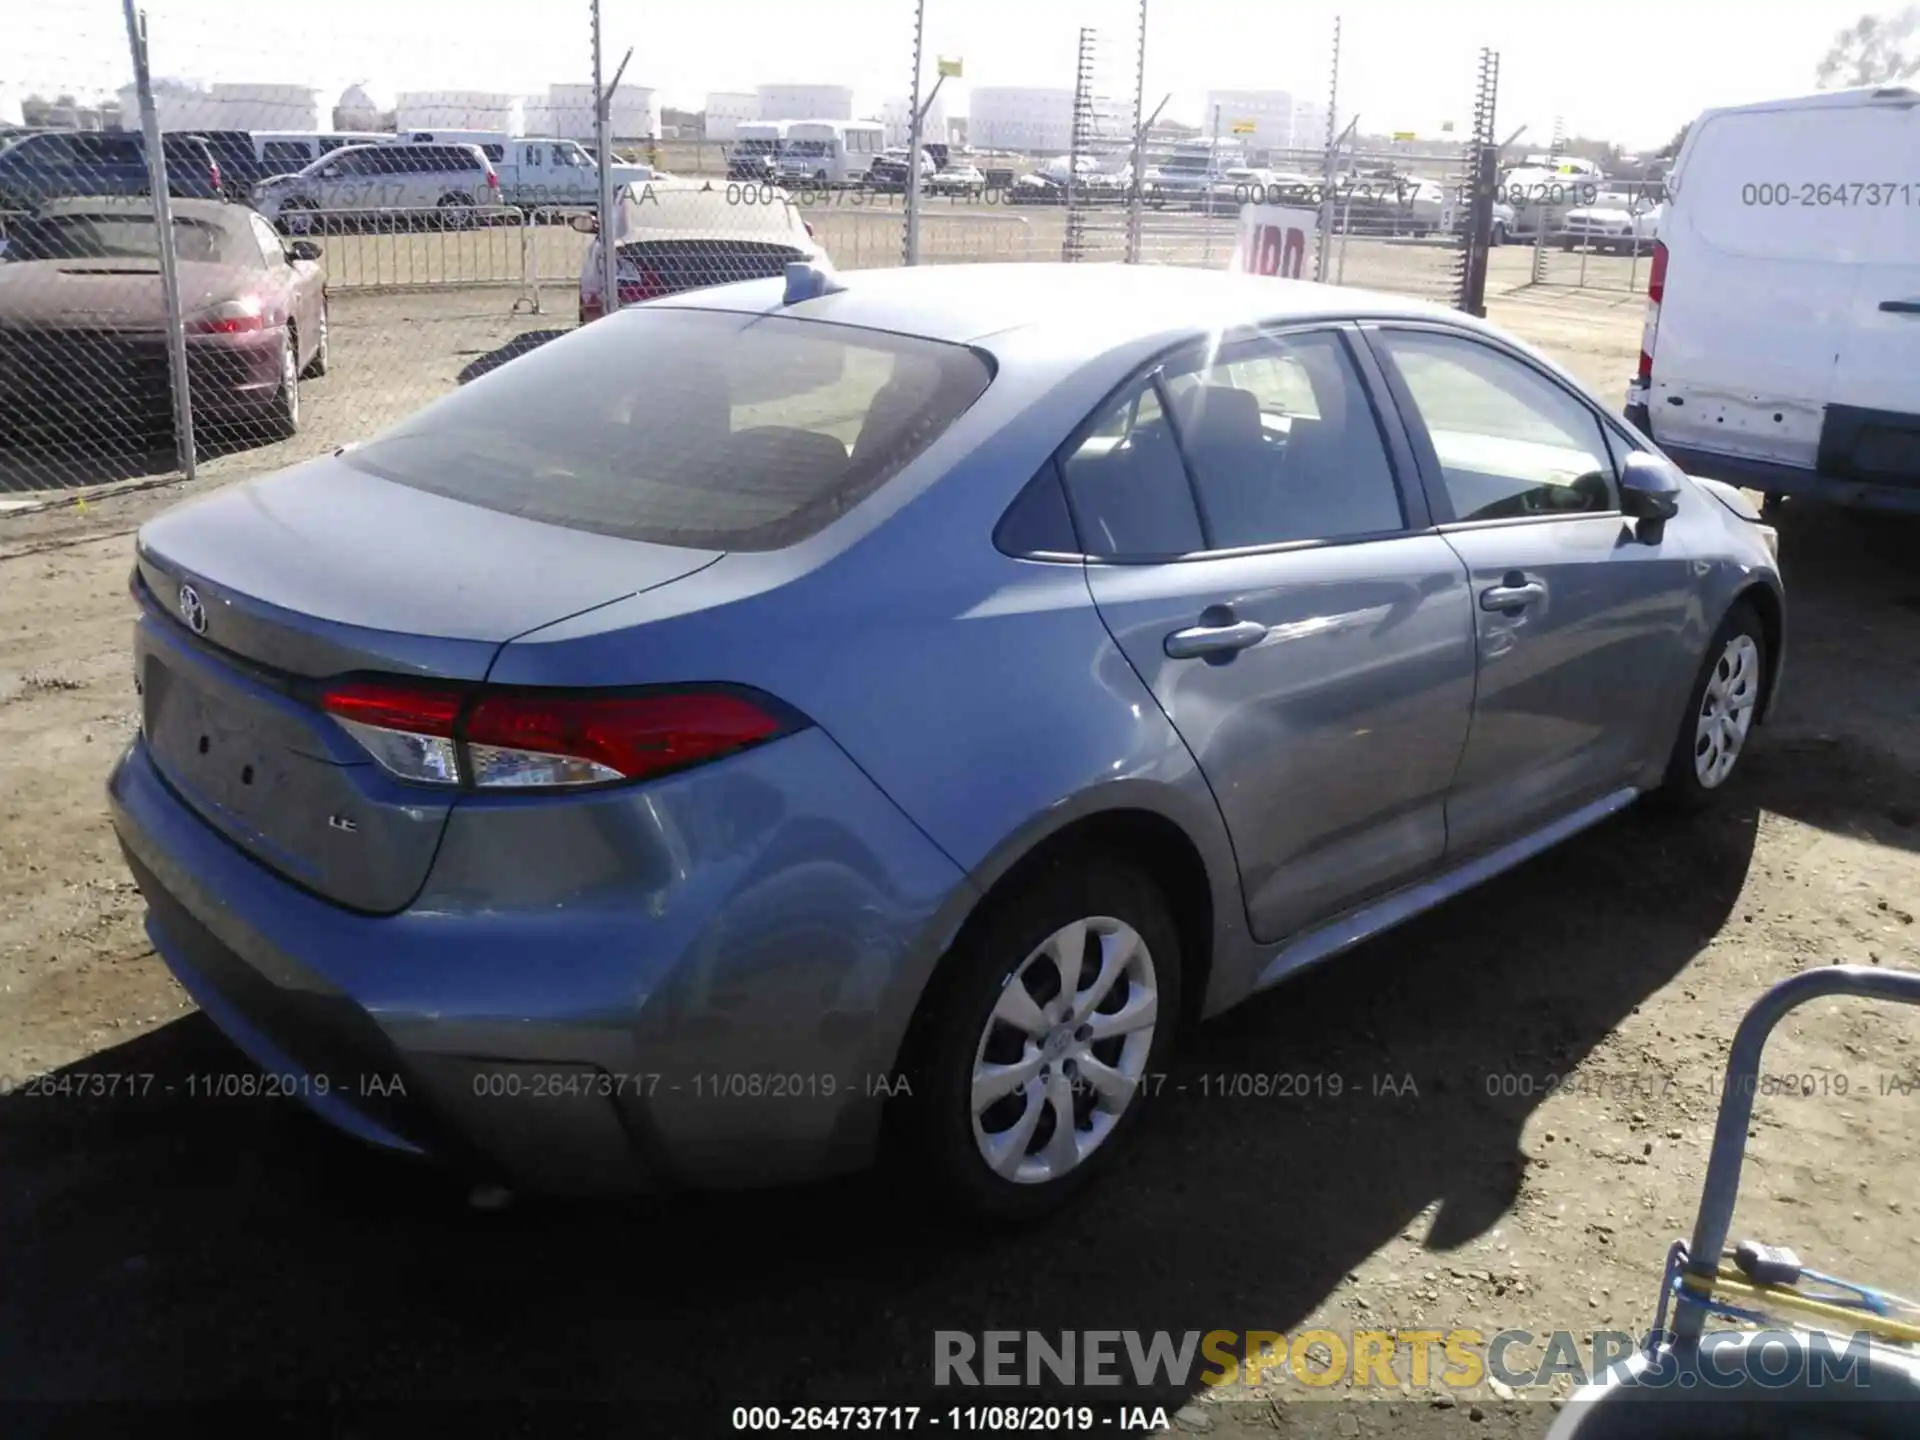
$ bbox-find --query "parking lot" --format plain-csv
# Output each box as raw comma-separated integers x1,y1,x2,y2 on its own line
1,267,1916,1430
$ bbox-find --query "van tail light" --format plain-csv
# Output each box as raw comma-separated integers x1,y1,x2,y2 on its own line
319,679,794,790
210,160,222,192
1636,240,1668,385
486,170,499,192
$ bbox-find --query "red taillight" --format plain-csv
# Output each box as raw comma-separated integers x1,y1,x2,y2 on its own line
465,691,782,787
616,265,667,304
322,679,463,736
317,680,790,790
1637,240,1669,385
486,170,499,191
191,297,266,334
210,160,222,191
194,313,265,334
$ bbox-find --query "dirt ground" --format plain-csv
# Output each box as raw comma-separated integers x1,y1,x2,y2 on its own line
0,285,1916,1436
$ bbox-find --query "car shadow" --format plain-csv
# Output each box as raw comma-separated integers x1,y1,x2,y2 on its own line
1743,503,1920,856
0,428,290,495
456,330,570,386
0,794,1757,1415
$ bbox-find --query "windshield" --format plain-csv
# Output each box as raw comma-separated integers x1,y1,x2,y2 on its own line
340,308,994,551
0,214,230,263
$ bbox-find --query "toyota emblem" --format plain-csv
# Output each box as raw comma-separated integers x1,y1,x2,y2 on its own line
178,583,207,636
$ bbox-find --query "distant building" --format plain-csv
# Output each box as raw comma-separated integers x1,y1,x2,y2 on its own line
880,94,947,150
116,79,322,131
969,87,1129,155
395,90,523,134
542,83,659,141
704,91,759,141
334,83,387,132
756,84,853,122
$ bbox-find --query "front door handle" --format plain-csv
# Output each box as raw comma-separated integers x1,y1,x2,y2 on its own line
1879,298,1920,315
1165,619,1269,659
1480,578,1547,612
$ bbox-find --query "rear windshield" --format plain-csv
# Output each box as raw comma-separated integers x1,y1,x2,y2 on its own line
341,307,993,550
2,214,231,263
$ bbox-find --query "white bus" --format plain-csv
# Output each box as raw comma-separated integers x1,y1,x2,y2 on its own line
728,120,789,180
774,119,885,186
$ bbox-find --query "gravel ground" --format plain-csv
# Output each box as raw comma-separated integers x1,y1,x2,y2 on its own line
0,283,1915,1438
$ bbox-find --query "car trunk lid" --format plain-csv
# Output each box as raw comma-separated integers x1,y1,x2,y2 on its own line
133,452,721,911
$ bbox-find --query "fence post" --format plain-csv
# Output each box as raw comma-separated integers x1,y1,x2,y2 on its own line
1314,16,1342,283
1459,143,1497,315
904,0,926,265
122,0,195,480
1125,0,1147,263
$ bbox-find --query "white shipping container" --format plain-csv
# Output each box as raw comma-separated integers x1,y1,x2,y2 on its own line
395,90,524,135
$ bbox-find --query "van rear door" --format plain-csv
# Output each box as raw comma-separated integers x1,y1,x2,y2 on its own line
1819,96,1920,499
1652,91,1920,489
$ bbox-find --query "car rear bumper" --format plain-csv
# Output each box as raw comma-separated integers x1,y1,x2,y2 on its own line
107,723,970,1195
0,328,283,436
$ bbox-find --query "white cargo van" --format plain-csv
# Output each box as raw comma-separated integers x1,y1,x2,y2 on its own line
1626,86,1920,514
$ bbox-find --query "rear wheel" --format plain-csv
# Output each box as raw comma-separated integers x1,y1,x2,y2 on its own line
895,858,1181,1223
437,193,477,229
264,327,300,439
1490,220,1508,247
1656,601,1766,810
300,298,329,379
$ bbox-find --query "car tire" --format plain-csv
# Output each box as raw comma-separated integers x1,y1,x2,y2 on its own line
300,299,329,379
893,857,1182,1225
264,327,300,440
1654,600,1767,812
437,193,477,229
1490,221,1507,247
279,200,316,236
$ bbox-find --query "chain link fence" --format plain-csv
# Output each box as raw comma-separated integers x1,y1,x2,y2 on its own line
3,2,1516,500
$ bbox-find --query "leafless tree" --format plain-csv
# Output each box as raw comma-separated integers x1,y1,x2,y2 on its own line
1816,6,1920,87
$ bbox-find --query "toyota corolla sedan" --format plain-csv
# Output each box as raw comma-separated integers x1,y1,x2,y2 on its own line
109,263,1783,1220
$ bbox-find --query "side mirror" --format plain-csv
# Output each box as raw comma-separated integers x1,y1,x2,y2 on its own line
1619,450,1683,541
569,212,599,235
284,239,322,262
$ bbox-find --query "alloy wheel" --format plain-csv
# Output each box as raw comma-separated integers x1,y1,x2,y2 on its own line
1694,633,1760,788
970,916,1158,1185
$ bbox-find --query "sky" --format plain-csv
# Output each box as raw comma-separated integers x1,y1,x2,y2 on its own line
0,0,1887,149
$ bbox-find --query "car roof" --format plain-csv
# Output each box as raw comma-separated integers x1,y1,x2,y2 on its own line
653,261,1471,347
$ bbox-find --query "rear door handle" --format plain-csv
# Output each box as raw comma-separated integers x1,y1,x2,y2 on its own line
1164,619,1269,659
1480,579,1547,612
1880,299,1920,315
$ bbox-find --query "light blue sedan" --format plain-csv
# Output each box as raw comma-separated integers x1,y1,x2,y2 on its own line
109,262,1784,1220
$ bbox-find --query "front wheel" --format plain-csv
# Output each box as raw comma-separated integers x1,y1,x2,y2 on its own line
894,859,1181,1223
1490,220,1507,247
1656,601,1766,809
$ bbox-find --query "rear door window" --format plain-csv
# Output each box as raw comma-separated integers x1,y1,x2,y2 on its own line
1059,379,1205,557
1160,330,1406,547
340,308,993,550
